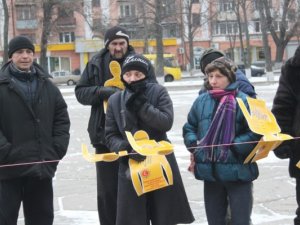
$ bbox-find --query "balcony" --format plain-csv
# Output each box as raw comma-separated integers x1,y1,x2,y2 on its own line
57,17,76,28
16,19,38,30
15,0,37,4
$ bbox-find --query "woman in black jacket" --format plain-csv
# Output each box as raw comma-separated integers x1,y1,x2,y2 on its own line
105,54,194,225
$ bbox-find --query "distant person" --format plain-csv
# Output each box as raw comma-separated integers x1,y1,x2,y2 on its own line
105,54,195,225
183,57,260,225
272,45,300,225
0,36,70,225
75,26,155,225
200,48,256,98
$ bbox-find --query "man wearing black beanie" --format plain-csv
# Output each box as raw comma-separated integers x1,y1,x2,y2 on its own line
0,36,70,225
75,26,155,225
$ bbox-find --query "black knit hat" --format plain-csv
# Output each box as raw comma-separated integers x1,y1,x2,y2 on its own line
104,26,129,48
200,48,224,73
8,36,35,58
122,54,150,77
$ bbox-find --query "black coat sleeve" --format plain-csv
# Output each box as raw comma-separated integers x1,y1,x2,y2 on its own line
0,130,11,162
105,93,130,153
52,88,71,159
75,62,119,107
137,86,173,132
272,66,296,134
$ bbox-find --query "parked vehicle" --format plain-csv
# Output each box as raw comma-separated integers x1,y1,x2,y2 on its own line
237,64,266,77
143,54,182,82
50,71,80,85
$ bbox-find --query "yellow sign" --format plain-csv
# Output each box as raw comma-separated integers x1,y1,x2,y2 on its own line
129,155,173,196
237,97,293,163
103,61,124,113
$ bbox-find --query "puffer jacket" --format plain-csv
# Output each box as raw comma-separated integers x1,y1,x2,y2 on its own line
0,61,70,180
183,85,260,182
272,45,300,178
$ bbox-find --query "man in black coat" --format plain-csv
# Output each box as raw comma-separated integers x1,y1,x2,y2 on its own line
272,45,300,225
0,36,70,225
75,26,141,225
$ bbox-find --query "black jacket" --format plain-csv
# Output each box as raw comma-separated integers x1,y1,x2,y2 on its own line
272,46,300,178
105,83,194,224
0,61,70,180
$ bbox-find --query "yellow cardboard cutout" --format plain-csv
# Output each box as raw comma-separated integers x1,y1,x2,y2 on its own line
81,130,174,196
103,61,125,113
237,97,293,163
125,130,174,156
129,155,173,196
81,130,173,162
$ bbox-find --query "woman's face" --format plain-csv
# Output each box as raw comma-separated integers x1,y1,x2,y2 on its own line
207,69,230,90
123,70,146,84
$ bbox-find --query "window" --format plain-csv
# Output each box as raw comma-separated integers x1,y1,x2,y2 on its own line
253,0,272,10
254,20,261,32
214,21,239,35
163,23,179,38
59,32,75,43
162,0,176,16
219,0,234,12
16,5,36,20
58,7,74,18
192,13,200,26
92,0,100,7
257,47,265,60
120,4,136,18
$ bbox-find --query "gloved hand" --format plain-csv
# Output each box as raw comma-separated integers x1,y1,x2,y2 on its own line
187,141,198,153
129,150,146,162
126,93,148,111
273,145,292,159
127,79,147,93
98,86,121,99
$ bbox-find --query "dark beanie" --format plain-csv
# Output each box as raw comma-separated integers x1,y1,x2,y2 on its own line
200,48,224,73
8,36,35,58
121,54,150,77
104,26,129,48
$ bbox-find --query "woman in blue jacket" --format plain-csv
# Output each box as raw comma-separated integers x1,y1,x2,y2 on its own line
183,57,260,225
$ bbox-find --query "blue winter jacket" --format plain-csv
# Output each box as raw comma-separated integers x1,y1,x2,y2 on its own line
183,84,260,182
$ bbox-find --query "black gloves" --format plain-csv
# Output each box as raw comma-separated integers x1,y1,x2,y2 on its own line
123,142,146,162
187,141,198,153
129,150,146,162
98,86,120,99
126,93,148,111
273,145,292,159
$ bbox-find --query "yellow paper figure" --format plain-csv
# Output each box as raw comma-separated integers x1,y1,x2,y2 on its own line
125,130,174,156
82,143,128,162
237,97,293,163
81,130,173,162
103,61,125,113
129,155,173,196
126,130,173,196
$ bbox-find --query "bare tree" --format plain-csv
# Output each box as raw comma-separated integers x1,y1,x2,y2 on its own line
262,0,300,63
2,0,9,64
257,0,272,71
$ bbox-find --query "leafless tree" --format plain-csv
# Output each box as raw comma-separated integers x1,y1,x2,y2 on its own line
2,0,9,64
262,0,300,63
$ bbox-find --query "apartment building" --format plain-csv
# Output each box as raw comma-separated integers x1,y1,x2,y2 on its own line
3,0,299,72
